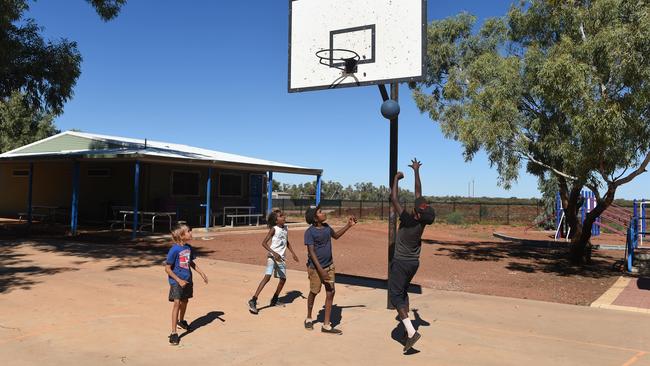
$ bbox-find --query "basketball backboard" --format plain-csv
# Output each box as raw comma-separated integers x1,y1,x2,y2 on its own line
288,0,426,93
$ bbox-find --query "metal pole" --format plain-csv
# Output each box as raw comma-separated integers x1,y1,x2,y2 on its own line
205,167,212,230
316,174,322,205
27,163,33,227
388,82,398,309
132,161,140,240
71,161,80,235
267,171,273,216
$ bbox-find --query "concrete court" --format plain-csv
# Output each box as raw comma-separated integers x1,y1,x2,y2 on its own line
1,244,649,366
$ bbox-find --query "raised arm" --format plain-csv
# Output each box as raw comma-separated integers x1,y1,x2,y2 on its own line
409,158,422,199
331,216,357,239
390,171,405,214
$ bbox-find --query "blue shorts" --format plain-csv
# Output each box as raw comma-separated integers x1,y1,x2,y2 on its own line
265,257,286,279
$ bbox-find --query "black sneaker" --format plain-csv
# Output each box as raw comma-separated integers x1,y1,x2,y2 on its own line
270,296,285,307
248,298,258,314
177,320,190,331
304,319,314,330
403,332,421,352
169,333,180,345
321,326,343,335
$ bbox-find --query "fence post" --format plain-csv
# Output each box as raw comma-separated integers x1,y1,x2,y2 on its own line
282,199,285,213
453,202,456,212
359,200,362,219
339,200,342,217
507,203,510,225
478,203,482,223
381,200,384,220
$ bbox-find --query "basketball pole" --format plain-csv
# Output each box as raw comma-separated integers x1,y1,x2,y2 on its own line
379,83,399,310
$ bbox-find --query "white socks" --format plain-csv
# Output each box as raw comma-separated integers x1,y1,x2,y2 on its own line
402,318,416,337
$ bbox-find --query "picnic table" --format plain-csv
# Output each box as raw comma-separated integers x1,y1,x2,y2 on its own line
119,210,176,233
19,205,67,223
223,206,263,227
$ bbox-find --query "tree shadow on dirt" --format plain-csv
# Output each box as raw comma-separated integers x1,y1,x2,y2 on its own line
0,236,214,293
423,239,618,279
0,249,79,293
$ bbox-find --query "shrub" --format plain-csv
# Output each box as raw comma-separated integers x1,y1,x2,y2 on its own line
445,211,464,225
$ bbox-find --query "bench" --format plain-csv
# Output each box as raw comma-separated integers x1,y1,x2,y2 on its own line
225,214,263,227
18,213,49,222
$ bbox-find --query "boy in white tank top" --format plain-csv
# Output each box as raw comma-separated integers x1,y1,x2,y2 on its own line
248,210,299,314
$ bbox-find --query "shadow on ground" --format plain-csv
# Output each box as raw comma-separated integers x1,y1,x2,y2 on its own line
180,311,226,340
0,235,214,293
390,309,431,355
315,304,366,328
336,273,422,294
423,239,619,279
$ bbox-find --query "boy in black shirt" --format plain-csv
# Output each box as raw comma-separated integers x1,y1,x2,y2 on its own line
389,158,435,352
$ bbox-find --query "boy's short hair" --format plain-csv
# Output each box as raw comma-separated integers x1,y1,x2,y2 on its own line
171,224,191,243
414,197,435,225
305,204,321,225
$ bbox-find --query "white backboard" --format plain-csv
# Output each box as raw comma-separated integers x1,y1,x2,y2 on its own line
289,0,426,93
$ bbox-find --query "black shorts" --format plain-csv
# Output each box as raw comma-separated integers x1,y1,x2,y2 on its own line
388,258,419,309
169,282,193,302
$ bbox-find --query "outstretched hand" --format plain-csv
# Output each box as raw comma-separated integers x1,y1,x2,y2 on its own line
409,158,422,171
348,216,358,226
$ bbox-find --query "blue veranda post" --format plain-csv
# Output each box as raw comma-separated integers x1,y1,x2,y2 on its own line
379,83,399,310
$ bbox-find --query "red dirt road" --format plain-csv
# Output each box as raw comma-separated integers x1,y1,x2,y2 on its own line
192,221,621,306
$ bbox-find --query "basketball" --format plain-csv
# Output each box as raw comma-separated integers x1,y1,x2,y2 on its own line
381,100,400,120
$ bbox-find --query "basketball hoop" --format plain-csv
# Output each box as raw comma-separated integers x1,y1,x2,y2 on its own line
315,48,360,74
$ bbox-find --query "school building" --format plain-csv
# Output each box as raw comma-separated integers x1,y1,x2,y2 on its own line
0,131,323,236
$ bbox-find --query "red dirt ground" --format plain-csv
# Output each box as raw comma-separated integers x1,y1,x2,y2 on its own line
191,220,623,306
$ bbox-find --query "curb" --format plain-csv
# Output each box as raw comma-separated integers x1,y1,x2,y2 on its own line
492,232,626,251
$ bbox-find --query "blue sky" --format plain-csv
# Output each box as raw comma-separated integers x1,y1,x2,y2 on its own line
24,0,649,199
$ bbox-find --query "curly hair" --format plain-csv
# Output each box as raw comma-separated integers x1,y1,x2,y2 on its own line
267,209,283,228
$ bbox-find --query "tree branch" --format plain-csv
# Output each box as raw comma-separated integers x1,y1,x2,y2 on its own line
520,151,578,180
613,151,650,187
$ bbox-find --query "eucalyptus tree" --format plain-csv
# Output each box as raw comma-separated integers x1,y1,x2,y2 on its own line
413,0,650,263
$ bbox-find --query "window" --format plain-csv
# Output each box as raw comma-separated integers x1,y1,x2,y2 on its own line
12,169,29,178
219,173,242,197
171,171,200,196
87,168,111,178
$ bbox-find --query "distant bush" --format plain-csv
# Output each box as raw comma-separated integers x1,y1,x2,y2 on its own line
445,211,464,225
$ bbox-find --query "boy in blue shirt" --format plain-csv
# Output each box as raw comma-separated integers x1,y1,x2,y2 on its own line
303,206,357,334
165,224,208,345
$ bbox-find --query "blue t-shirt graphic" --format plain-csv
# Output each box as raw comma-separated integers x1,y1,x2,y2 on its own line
166,244,195,285
304,224,335,268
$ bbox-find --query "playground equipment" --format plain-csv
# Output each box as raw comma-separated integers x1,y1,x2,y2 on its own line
553,191,640,240
633,200,649,245
554,191,602,240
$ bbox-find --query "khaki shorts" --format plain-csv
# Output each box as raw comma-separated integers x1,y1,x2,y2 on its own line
307,265,335,294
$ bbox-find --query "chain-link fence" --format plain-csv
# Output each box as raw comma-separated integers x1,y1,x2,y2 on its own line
270,198,543,225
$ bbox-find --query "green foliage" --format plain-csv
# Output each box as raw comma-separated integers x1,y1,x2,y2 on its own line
0,92,58,153
0,0,125,115
445,211,465,225
277,180,398,201
414,1,650,261
414,2,650,192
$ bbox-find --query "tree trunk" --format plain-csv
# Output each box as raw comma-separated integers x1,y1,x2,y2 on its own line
567,186,617,265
